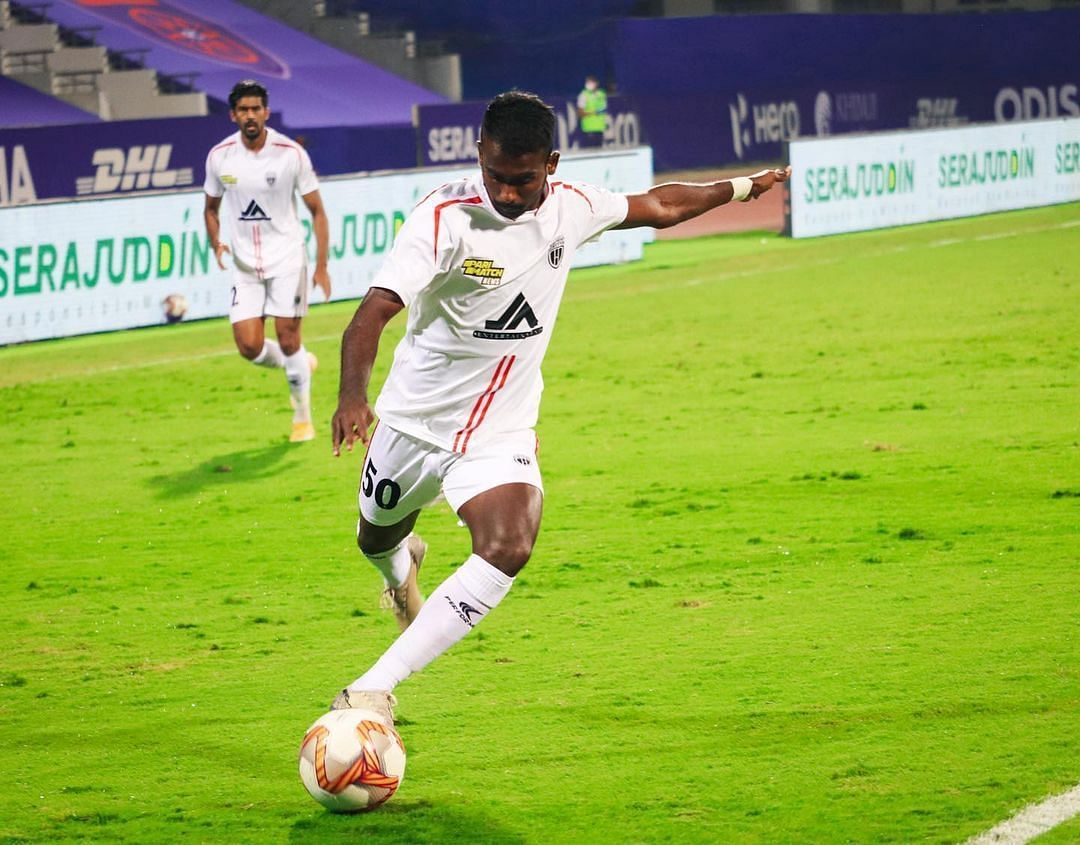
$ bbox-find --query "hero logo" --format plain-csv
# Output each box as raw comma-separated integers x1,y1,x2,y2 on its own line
556,101,641,151
994,84,1079,122
76,145,194,196
729,93,800,160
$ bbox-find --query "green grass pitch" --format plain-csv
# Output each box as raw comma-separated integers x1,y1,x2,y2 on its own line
1,203,1077,844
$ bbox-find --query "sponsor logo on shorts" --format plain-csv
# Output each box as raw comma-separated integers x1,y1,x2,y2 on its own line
462,257,505,286
473,292,543,340
513,454,532,466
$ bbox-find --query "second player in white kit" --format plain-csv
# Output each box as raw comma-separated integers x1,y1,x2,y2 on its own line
204,80,331,443
324,91,790,725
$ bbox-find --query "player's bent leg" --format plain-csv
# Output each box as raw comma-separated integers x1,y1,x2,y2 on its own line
343,486,537,697
345,551,515,697
358,512,426,632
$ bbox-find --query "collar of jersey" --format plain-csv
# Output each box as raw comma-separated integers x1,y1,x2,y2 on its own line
237,126,279,156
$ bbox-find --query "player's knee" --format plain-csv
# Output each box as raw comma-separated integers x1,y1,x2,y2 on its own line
279,337,301,356
356,523,401,558
476,536,533,576
236,340,261,360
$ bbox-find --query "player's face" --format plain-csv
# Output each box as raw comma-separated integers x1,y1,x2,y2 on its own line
230,96,269,142
478,136,559,220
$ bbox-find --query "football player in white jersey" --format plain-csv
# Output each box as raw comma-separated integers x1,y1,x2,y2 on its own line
325,91,789,723
204,80,331,443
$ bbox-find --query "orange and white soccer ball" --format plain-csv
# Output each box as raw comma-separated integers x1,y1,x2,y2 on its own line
298,709,406,812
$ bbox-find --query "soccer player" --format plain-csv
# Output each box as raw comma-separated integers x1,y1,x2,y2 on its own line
328,91,789,722
204,80,332,443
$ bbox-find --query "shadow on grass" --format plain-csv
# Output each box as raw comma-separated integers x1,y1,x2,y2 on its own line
147,441,300,498
289,800,525,844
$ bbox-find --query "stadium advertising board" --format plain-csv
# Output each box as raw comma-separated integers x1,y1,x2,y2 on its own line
0,148,653,345
786,117,1080,238
614,12,1080,171
0,118,415,207
416,96,643,167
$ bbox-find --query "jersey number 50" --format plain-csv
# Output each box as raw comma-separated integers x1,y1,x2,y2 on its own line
362,461,402,510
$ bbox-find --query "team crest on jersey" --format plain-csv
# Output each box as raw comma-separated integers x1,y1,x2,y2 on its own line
462,257,505,287
265,171,276,186
548,235,565,269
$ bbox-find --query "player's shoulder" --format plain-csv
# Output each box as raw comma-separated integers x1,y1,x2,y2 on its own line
266,129,310,164
414,176,482,214
548,178,612,212
266,127,303,150
207,132,240,159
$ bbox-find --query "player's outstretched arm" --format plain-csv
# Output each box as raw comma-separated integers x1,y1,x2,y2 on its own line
616,166,791,230
332,287,404,456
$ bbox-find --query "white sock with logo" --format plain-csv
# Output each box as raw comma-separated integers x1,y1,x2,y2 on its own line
348,554,514,693
252,340,285,368
283,346,312,423
362,530,414,588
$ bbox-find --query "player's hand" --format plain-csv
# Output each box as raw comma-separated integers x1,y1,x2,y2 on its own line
313,266,332,302
213,242,230,270
745,166,792,201
331,397,374,457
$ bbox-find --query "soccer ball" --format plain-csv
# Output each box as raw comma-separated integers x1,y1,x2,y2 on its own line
298,709,406,812
162,294,188,323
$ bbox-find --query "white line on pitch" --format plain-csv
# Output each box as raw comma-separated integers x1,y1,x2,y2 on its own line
964,782,1080,845
3,332,343,387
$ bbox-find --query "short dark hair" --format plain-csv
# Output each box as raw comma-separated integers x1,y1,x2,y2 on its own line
229,80,268,110
482,90,555,156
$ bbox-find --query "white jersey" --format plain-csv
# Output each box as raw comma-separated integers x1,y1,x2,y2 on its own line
372,172,628,453
203,127,318,279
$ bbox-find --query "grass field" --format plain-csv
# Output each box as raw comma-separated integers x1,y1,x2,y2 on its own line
1,203,1078,844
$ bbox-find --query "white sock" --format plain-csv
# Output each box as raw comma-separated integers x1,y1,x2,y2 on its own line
349,554,513,693
252,340,285,368
362,530,414,588
283,346,312,423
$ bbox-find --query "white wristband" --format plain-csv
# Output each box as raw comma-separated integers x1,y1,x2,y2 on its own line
729,176,753,202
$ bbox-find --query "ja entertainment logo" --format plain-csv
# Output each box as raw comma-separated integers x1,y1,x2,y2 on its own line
239,199,271,221
473,293,543,340
76,145,193,196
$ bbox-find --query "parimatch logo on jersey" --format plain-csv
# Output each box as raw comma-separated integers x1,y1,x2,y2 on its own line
462,257,504,286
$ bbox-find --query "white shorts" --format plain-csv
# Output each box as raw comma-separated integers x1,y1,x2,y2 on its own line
358,424,543,526
229,263,309,324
